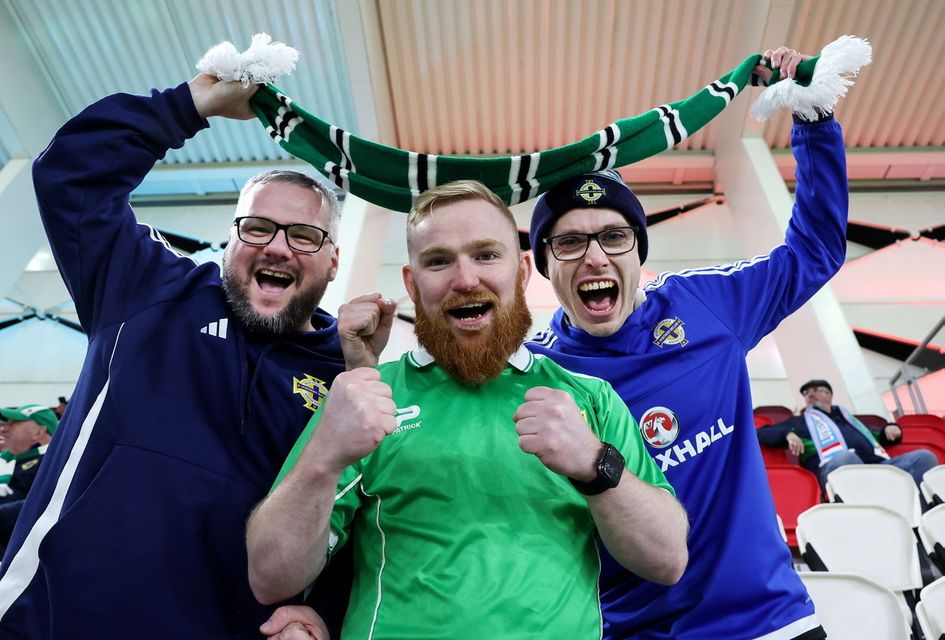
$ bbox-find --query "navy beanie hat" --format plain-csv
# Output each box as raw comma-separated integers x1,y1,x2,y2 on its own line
529,170,647,278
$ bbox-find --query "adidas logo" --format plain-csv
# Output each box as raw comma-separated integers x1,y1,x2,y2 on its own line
200,318,229,339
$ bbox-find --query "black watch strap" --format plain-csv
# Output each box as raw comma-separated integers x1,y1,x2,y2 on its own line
570,443,625,496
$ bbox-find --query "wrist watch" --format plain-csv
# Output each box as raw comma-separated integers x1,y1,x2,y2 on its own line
570,443,625,496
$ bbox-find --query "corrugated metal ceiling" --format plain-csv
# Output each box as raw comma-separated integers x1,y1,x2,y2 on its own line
4,0,358,166
378,0,752,155
1,0,943,191
765,0,945,150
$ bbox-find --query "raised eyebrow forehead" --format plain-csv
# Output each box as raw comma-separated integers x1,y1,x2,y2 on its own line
419,239,504,256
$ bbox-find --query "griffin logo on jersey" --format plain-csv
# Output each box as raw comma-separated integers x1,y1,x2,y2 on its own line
640,407,680,448
649,415,735,472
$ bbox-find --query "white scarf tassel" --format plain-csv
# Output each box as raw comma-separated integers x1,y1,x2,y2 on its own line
196,33,299,87
751,35,872,122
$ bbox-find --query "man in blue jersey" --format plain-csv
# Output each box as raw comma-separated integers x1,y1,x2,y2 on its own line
526,47,833,640
758,379,937,488
0,75,391,638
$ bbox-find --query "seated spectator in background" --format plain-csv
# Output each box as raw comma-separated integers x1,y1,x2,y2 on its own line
0,405,58,553
757,379,937,487
52,396,69,419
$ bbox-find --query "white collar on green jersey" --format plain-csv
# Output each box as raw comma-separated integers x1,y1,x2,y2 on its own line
407,345,535,373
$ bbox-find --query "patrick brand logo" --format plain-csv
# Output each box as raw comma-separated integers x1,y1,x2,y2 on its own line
394,405,422,433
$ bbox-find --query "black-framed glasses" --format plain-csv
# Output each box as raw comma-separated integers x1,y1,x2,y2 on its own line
544,226,639,262
233,216,332,254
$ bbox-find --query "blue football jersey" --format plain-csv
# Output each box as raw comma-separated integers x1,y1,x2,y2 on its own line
529,117,847,640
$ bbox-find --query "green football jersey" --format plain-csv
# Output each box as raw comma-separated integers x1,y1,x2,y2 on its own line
276,347,673,639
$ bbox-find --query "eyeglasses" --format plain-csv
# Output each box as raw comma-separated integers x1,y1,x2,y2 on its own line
544,226,638,262
233,216,332,254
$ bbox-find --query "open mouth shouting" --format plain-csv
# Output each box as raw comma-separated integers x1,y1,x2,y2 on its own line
254,266,297,296
445,299,494,332
577,278,619,316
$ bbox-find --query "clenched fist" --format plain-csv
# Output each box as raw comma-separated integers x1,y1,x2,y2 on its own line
754,46,812,83
311,368,397,473
513,386,603,482
338,293,397,370
188,73,259,120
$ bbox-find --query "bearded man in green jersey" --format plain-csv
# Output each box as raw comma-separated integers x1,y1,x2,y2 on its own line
247,180,688,639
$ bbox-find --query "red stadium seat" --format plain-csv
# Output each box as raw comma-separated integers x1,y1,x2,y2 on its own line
765,465,822,548
854,414,889,430
759,445,800,467
897,414,945,431
886,442,945,466
754,405,795,424
899,425,945,446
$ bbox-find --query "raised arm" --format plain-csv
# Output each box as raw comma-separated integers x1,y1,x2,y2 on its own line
657,47,848,351
31,74,258,333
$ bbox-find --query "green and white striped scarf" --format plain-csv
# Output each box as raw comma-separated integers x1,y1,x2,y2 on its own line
248,56,817,212
0,445,46,496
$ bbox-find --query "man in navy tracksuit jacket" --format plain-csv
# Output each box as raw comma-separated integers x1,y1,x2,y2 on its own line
527,48,839,639
0,76,372,637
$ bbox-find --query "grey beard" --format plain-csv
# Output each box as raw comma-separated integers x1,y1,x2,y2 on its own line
222,262,326,337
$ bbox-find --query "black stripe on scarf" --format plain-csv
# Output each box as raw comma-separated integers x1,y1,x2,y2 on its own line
517,154,532,201
659,106,683,146
417,154,429,192
274,95,297,141
328,163,344,187
334,128,352,170
711,81,736,101
604,125,616,148
599,147,612,170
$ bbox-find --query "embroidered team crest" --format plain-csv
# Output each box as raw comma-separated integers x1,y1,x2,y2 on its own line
576,180,606,204
640,406,680,448
292,374,329,412
653,317,688,348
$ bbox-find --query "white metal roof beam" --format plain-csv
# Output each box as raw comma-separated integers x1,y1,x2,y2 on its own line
0,2,66,300
322,0,394,315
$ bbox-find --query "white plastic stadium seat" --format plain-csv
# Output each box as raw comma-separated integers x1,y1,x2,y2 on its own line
919,503,945,574
916,575,945,640
826,465,922,527
797,572,911,640
922,464,945,506
796,504,922,595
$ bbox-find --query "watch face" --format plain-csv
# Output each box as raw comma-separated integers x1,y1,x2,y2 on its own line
600,444,625,487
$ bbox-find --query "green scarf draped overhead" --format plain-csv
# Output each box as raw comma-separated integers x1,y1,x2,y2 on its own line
248,56,816,213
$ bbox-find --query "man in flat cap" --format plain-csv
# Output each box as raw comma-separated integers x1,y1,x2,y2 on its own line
758,379,937,488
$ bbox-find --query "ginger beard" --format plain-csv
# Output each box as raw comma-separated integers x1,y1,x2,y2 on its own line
413,276,532,385
222,253,328,336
